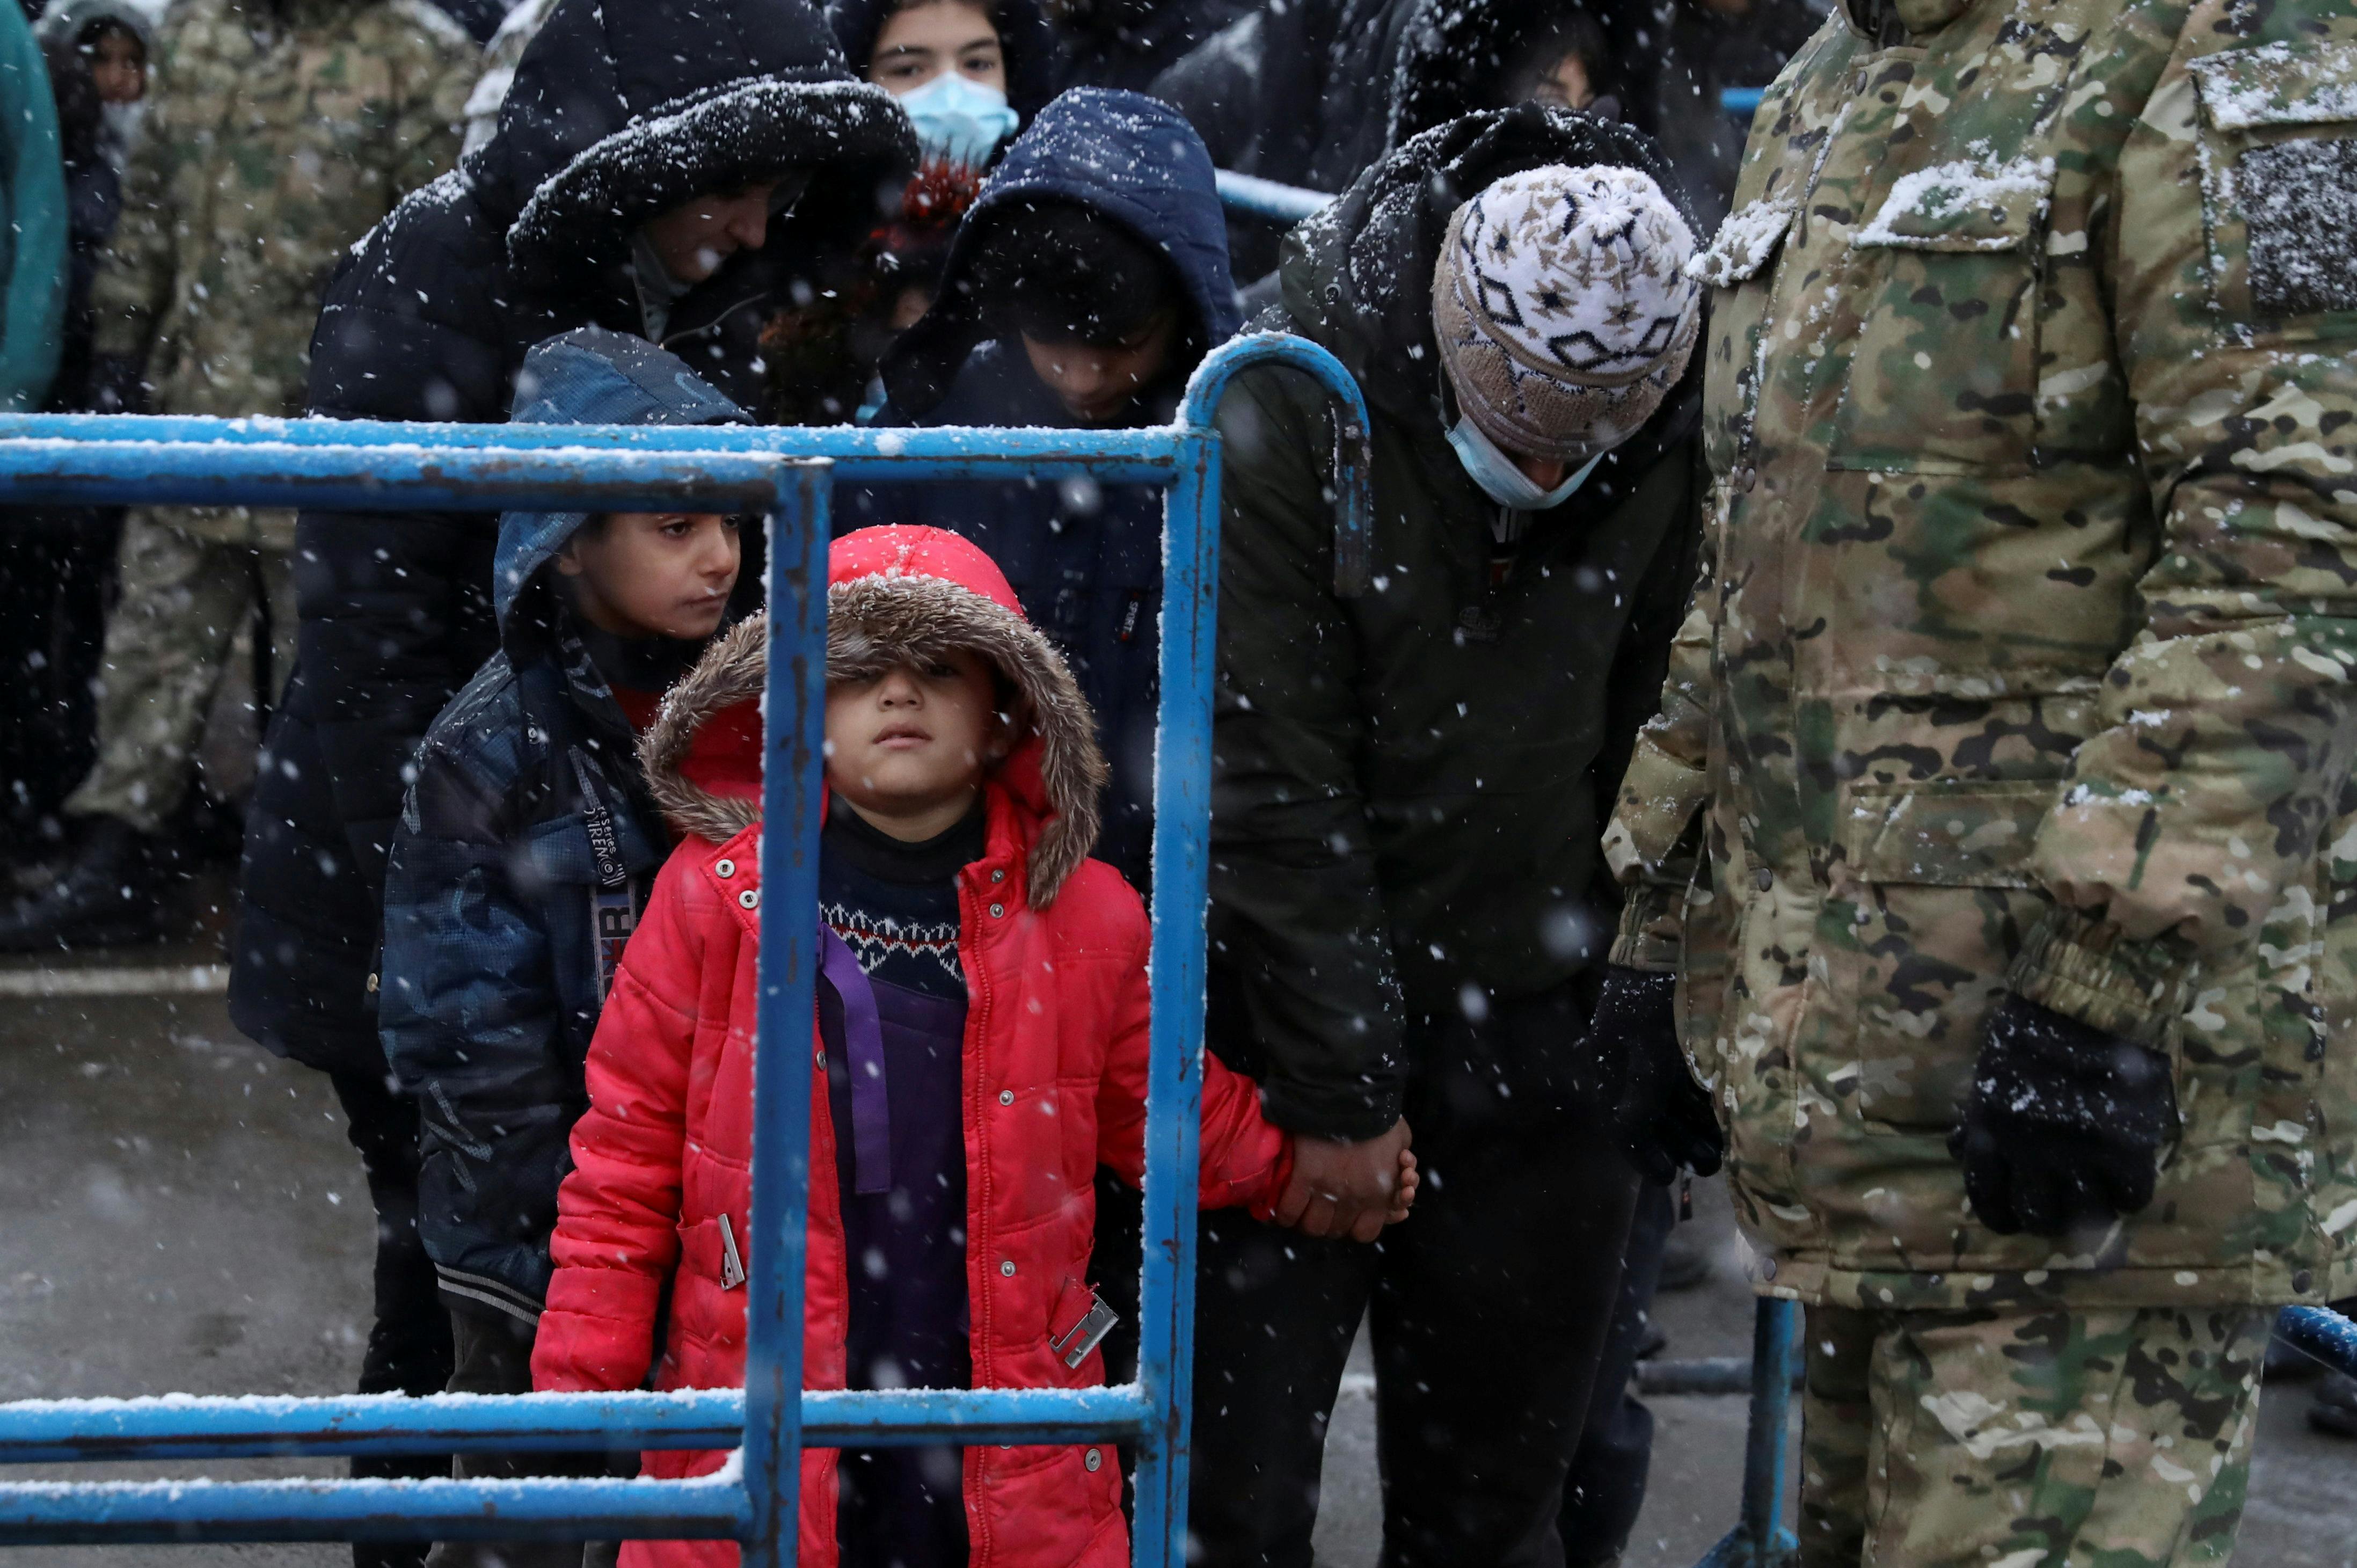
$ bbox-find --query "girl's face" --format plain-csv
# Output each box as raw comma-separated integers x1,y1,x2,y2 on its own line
869,1,1005,96
825,651,1009,832
89,27,146,105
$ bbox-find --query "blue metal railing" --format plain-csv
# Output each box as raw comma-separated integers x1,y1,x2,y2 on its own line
1213,88,1778,227
0,330,1371,1566
0,321,2351,1568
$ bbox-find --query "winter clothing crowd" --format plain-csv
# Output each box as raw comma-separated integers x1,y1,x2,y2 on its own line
4,0,2357,1567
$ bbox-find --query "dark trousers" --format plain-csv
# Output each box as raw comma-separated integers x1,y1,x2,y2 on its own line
0,512,118,847
326,1066,456,1568
428,1310,624,1568
1557,1180,1674,1564
1190,986,1640,1568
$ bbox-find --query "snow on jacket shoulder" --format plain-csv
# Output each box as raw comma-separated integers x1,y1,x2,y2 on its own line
533,527,1292,1568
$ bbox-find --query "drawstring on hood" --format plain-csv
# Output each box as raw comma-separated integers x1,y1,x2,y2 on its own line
641,526,1109,908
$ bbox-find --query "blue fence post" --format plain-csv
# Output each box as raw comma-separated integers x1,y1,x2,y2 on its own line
744,462,835,1568
1128,431,1223,1568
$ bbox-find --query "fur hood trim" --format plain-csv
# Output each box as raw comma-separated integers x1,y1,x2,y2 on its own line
640,580,1108,908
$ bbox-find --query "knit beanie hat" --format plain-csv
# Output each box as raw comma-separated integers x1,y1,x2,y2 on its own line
1432,164,1701,463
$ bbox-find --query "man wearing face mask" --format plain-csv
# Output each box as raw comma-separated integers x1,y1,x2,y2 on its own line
1194,104,1704,1566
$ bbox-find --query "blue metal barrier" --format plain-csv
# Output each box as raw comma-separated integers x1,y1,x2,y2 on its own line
0,330,1371,1566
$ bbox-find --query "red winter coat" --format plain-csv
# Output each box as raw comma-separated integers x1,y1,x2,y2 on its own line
532,527,1294,1568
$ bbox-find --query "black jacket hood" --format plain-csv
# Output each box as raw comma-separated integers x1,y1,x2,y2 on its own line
471,0,918,287
1280,104,1702,486
826,0,1064,123
1386,0,1662,150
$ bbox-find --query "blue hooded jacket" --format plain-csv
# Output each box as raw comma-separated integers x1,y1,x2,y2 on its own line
379,329,747,1328
847,89,1242,890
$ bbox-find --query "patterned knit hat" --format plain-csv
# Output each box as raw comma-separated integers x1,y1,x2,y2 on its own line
1432,164,1701,463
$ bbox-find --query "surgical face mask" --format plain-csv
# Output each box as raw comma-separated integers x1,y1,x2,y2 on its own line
1445,412,1607,512
897,71,1018,170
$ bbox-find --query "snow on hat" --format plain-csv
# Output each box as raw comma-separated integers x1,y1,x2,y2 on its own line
1432,164,1701,464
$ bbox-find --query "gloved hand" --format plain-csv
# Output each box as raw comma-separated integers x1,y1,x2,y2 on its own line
1594,964,1723,1185
1949,993,2177,1237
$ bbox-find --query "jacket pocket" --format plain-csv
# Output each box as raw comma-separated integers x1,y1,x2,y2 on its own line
1813,779,2056,1129
2187,41,2357,340
1828,158,2052,475
1693,199,1796,478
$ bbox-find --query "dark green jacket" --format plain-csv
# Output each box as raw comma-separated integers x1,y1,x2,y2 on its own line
1208,105,1705,1139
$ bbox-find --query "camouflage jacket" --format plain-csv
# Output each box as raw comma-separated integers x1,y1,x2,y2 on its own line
91,0,473,545
1605,0,2357,1309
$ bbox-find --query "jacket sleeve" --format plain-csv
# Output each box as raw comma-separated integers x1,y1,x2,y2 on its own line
1604,470,1721,974
0,3,65,410
292,212,509,909
1206,364,1407,1141
532,849,704,1394
379,714,574,1322
1093,881,1294,1219
2011,13,2357,1046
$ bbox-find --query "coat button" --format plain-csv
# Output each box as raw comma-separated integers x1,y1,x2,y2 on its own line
990,868,1005,883
1084,1448,1102,1472
2294,1270,2315,1294
1000,1260,1016,1277
999,1090,1015,1105
1754,867,1772,892
715,859,734,879
1736,465,1758,493
815,1049,826,1069
739,889,760,909
989,902,1005,918
1760,1257,1778,1281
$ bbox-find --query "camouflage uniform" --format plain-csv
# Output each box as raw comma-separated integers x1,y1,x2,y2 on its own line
1603,0,2357,1558
67,0,472,830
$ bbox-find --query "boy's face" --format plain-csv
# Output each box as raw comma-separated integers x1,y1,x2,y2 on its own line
1020,309,1179,424
825,651,1007,832
557,512,742,641
641,176,803,283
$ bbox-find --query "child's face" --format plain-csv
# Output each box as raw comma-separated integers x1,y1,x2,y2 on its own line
89,28,145,106
826,652,1006,827
1020,310,1179,425
557,512,742,641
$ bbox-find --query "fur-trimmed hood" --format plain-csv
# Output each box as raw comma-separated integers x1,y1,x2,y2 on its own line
473,0,917,288
640,526,1108,907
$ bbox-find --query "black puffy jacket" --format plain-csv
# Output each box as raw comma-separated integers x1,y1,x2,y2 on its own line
230,0,914,1071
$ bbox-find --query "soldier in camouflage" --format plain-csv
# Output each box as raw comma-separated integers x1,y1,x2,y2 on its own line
1595,0,2357,1563
0,0,474,951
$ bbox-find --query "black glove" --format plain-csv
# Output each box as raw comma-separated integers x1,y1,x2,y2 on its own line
1949,993,2177,1237
1595,965,1723,1185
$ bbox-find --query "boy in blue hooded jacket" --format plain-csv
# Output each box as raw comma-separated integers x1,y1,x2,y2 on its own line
377,329,750,1506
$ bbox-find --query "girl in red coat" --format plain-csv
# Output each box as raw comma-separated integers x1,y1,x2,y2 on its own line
532,526,1413,1568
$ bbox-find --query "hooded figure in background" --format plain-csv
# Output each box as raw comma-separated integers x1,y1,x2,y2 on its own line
1191,104,1705,1566
849,86,1242,896
757,0,1063,423
378,329,751,1568
225,2,913,1545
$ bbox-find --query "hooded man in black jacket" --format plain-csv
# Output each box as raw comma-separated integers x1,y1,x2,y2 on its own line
225,3,913,1548
1192,106,1705,1567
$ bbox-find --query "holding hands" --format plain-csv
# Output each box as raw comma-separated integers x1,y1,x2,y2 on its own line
1273,1118,1419,1242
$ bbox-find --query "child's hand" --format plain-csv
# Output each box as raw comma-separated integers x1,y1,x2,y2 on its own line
1385,1148,1419,1226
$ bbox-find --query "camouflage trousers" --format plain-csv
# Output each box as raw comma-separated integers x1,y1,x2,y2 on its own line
65,515,296,834
1800,1303,2270,1568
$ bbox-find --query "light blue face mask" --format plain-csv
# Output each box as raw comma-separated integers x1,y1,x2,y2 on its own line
1445,412,1608,512
897,71,1019,170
